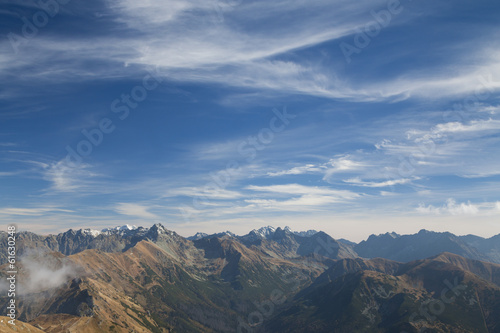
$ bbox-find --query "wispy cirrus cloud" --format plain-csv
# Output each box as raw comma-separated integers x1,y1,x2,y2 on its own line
0,207,74,216
114,203,159,219
246,183,360,201
343,177,416,188
164,187,242,200
267,155,367,180
267,164,326,177
43,160,100,192
406,119,500,144
2,0,499,104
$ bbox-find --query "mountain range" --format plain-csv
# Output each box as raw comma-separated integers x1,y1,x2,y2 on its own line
0,224,499,332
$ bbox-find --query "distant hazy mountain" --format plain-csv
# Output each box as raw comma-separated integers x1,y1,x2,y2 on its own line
186,230,236,240
337,238,357,246
354,229,498,263
187,226,319,241
459,233,500,263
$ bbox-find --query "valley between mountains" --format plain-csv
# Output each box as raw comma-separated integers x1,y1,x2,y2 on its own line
1,224,499,332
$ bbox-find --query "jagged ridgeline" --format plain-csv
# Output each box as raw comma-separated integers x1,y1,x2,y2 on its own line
0,225,499,332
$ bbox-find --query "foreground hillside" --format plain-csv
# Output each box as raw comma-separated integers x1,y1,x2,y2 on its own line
267,253,500,332
0,224,499,332
0,316,44,332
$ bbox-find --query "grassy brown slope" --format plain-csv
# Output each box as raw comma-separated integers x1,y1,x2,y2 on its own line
21,237,326,333
0,316,45,332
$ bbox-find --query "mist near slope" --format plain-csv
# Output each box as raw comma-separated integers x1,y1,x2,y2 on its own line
0,249,82,295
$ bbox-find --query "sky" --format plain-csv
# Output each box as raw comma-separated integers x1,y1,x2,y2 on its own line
1,0,500,242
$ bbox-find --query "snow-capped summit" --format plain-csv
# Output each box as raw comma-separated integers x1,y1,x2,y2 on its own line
101,224,138,234
187,232,209,240
149,223,169,235
187,231,237,240
251,226,276,238
221,231,236,237
292,229,319,237
81,228,101,237
241,226,320,241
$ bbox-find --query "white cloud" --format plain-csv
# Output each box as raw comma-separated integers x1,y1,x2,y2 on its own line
164,186,242,200
267,164,325,177
43,160,98,192
0,207,74,216
343,177,414,188
322,155,368,183
245,194,347,208
114,203,159,219
407,119,500,144
246,183,358,198
244,183,361,211
417,198,479,215
5,0,500,104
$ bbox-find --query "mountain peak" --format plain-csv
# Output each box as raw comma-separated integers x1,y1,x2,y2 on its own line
293,229,319,237
251,226,276,238
81,228,101,237
101,224,138,233
189,232,209,240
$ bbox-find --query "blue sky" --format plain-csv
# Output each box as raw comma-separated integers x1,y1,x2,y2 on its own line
1,0,500,241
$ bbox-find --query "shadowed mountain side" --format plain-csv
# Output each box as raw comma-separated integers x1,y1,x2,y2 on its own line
460,234,500,264
355,230,492,263
266,254,500,332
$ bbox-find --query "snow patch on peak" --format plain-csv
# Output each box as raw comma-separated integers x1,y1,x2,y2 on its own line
121,224,138,231
82,228,101,237
150,223,168,234
293,229,319,237
246,226,319,239
252,226,276,238
188,232,209,240
101,224,138,233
